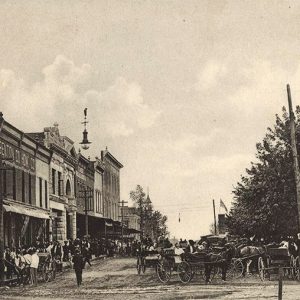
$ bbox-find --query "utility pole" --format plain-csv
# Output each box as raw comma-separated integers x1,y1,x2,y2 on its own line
287,84,300,231
213,199,217,235
118,200,128,249
139,196,143,240
80,187,92,237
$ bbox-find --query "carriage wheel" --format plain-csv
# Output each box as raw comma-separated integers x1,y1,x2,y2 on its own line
258,257,266,281
42,264,52,283
228,259,244,279
177,261,193,283
294,257,300,281
156,261,172,283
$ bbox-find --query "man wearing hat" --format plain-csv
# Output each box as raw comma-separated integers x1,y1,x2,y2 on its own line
72,249,85,287
186,240,196,254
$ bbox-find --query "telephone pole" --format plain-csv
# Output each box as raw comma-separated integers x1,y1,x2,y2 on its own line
213,199,217,235
287,84,300,231
118,200,128,249
80,187,92,237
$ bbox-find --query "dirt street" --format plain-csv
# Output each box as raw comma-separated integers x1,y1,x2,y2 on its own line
1,257,300,299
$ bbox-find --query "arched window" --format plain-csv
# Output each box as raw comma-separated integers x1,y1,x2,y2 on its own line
66,179,71,196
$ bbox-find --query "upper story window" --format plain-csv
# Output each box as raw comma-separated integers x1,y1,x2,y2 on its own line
52,169,56,194
58,171,62,196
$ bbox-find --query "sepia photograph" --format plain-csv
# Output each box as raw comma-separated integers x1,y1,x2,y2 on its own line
1,0,300,299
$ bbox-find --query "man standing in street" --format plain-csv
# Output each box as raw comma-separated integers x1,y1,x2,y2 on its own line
30,248,39,286
72,249,84,287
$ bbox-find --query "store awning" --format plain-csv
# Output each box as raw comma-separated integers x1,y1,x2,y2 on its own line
127,228,141,234
3,203,50,219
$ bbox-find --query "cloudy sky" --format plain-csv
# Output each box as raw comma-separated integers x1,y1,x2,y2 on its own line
1,0,300,239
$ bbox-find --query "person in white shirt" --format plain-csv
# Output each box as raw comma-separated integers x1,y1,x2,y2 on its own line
30,248,39,286
174,243,184,264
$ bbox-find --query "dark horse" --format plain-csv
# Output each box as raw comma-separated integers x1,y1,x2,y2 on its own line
204,245,235,283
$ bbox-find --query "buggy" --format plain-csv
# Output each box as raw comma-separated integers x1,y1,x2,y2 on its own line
258,247,299,281
136,249,160,275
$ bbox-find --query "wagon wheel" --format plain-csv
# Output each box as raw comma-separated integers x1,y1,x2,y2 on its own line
156,261,172,283
258,257,266,281
42,263,53,283
294,256,300,281
177,261,193,283
228,259,244,279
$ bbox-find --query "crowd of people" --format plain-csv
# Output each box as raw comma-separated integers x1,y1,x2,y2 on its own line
1,236,143,286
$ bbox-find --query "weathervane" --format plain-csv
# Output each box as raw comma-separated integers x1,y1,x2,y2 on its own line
80,108,91,150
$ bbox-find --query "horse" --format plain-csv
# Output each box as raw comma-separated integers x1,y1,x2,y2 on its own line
233,242,266,276
204,245,235,283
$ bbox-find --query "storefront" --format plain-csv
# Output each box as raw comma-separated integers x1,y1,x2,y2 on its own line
3,200,50,248
0,116,51,248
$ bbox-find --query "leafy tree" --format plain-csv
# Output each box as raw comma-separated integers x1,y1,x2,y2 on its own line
129,185,169,241
227,107,300,240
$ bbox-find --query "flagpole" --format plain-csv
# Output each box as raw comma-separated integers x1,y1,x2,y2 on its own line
213,199,217,235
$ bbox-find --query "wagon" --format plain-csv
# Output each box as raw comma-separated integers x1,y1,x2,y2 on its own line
37,252,56,282
136,249,160,275
258,247,299,281
156,248,180,283
177,252,224,284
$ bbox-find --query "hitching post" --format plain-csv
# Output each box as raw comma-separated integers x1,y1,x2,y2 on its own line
278,267,283,300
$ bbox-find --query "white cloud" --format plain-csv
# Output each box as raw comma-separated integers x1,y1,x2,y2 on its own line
0,55,159,139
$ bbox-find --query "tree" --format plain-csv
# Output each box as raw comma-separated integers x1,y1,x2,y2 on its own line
129,185,169,241
227,107,300,240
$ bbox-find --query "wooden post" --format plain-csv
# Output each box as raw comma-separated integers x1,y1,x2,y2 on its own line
287,84,300,231
278,267,283,300
213,199,217,235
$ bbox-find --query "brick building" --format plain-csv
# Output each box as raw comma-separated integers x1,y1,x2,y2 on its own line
1,115,51,248
28,124,77,242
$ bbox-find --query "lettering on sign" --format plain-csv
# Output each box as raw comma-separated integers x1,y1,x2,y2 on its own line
0,138,35,172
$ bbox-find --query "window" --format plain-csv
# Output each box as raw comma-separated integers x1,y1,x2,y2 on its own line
13,167,16,200
22,171,25,202
58,171,62,196
28,173,31,204
52,169,56,194
45,180,48,209
39,177,43,207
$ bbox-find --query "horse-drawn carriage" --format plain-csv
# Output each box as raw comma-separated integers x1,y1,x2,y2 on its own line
155,246,231,284
136,249,160,275
258,247,300,281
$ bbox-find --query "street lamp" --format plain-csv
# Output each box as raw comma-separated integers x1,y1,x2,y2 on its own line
80,108,91,150
78,108,92,237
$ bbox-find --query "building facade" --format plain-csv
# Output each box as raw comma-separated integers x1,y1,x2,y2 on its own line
1,115,134,245
1,115,51,248
75,154,94,238
101,149,123,221
28,124,78,242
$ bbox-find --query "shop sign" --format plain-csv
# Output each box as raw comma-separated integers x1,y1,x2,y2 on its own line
0,138,35,172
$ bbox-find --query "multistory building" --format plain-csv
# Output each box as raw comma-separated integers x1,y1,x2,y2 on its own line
0,114,51,248
28,124,77,242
